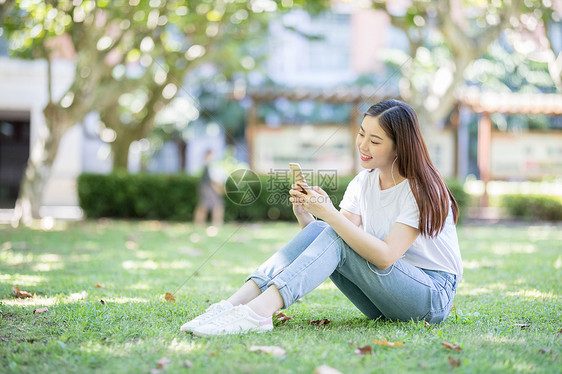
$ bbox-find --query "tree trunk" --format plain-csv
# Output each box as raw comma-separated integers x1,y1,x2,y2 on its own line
103,106,142,171
106,101,165,171
111,134,135,171
12,103,72,226
0,0,15,24
176,139,187,172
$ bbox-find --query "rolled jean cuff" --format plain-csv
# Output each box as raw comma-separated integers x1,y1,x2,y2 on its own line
265,279,295,309
245,275,295,309
245,274,270,293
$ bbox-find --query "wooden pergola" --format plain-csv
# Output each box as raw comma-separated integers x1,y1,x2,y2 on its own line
233,86,562,202
458,89,562,206
233,86,394,173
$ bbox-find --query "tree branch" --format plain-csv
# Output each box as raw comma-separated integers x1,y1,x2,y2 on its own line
0,0,15,25
45,51,53,104
541,15,562,92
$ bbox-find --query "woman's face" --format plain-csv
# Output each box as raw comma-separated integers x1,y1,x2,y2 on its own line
356,115,396,170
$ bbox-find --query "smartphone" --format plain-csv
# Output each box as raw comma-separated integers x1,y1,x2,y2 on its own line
289,162,309,194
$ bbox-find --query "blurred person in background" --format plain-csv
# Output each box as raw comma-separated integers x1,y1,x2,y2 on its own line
194,149,226,227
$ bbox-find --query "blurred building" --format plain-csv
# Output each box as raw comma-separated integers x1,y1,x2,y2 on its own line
0,57,226,213
0,58,80,211
242,6,457,178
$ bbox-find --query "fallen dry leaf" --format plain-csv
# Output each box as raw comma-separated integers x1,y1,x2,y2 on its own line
442,342,462,351
248,345,286,357
308,318,331,326
12,286,33,299
165,292,176,302
33,307,48,314
373,339,404,347
514,323,530,329
184,359,194,368
313,365,343,374
209,349,220,357
156,357,170,369
94,283,104,288
354,345,373,356
557,328,562,338
275,312,293,322
448,356,461,368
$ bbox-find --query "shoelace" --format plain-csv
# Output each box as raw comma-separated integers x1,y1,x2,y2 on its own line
209,308,246,327
198,303,227,322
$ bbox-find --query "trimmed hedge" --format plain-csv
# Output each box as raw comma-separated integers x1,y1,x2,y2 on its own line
78,172,468,223
223,174,354,222
501,194,562,221
78,172,199,220
445,178,469,224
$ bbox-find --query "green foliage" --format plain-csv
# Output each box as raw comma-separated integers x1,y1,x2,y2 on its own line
78,172,199,220
224,174,355,222
465,41,555,132
445,179,469,223
466,42,555,93
501,194,562,221
375,0,560,131
1,0,333,200
78,172,354,222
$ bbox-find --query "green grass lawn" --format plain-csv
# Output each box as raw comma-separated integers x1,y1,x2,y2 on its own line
1,219,561,373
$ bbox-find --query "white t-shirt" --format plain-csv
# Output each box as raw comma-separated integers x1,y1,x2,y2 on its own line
339,169,463,279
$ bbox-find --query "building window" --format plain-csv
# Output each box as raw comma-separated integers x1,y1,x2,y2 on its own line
268,11,353,86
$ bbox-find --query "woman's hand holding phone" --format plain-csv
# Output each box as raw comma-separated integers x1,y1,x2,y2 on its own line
296,184,337,221
289,183,310,218
290,183,337,224
288,162,315,227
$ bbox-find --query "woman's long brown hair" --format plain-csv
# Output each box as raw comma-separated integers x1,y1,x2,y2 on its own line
365,100,459,237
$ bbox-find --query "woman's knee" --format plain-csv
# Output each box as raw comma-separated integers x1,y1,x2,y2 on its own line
305,220,329,230
303,221,342,242
324,225,339,237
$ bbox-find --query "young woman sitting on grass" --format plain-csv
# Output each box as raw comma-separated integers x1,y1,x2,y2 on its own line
181,99,463,337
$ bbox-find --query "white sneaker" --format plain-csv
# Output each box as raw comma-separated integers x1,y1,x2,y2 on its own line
180,300,233,332
191,304,274,337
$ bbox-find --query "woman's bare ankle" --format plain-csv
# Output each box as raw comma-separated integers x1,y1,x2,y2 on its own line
246,285,284,318
227,279,262,306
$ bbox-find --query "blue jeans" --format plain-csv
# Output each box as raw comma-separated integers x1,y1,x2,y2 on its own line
247,221,458,324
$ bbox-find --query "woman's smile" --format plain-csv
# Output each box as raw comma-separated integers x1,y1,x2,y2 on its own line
360,152,373,161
